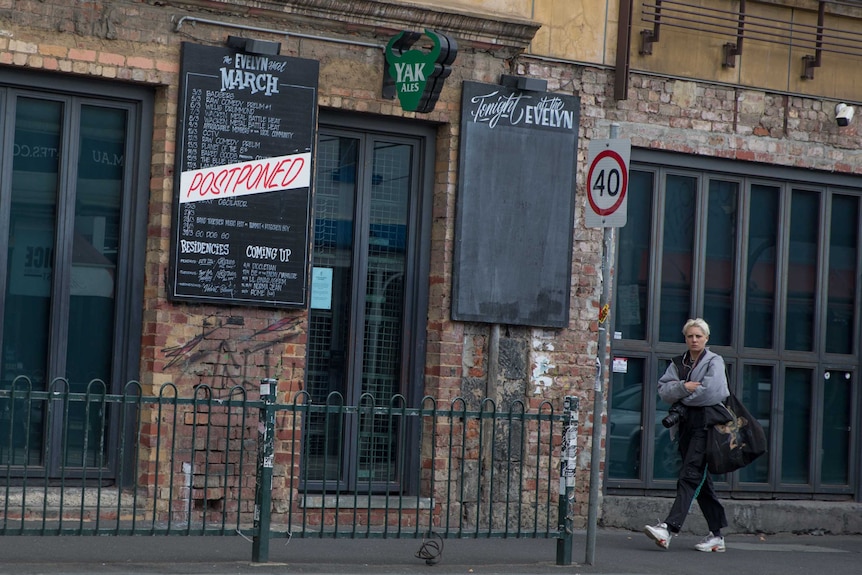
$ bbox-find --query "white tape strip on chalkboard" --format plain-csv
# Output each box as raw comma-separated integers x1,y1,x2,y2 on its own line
179,152,311,203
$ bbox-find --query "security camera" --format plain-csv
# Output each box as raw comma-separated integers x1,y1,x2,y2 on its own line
836,103,855,127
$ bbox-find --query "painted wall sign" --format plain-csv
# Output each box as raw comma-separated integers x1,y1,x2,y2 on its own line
384,29,456,113
452,81,581,328
168,42,319,307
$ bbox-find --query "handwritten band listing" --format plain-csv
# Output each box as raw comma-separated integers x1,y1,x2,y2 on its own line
179,152,311,203
168,42,319,307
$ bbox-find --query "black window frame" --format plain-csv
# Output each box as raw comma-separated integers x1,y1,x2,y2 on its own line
301,110,435,495
0,68,153,483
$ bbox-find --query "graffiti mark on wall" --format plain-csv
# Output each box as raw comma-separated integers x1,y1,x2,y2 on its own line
161,314,303,389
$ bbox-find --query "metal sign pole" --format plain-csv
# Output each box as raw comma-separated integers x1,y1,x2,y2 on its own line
585,122,618,565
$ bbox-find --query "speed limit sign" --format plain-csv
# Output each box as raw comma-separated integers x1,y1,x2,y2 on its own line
585,139,630,228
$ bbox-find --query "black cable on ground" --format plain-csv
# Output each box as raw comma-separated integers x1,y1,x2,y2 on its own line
415,532,443,566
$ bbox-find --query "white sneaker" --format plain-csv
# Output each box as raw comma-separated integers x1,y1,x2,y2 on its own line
694,533,726,552
644,522,671,549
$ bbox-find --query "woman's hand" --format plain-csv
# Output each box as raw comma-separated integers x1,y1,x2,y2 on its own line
684,380,701,393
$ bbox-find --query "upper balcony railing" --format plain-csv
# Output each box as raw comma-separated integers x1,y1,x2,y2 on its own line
640,0,862,77
616,0,862,98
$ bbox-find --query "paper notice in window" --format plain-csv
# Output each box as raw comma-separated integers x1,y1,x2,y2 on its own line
310,267,333,310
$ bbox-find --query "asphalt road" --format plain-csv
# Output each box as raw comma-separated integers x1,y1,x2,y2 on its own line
0,529,858,575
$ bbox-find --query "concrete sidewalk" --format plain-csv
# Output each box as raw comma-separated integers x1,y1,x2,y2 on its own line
0,529,859,575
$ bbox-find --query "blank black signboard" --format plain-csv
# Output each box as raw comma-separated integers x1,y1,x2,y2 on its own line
452,81,580,327
168,42,319,307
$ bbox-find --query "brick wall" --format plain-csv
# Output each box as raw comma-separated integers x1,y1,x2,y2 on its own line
4,0,861,529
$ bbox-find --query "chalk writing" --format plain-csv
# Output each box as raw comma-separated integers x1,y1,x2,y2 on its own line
168,43,318,306
469,91,575,130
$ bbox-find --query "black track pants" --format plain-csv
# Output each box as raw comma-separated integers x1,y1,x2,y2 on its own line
665,425,728,534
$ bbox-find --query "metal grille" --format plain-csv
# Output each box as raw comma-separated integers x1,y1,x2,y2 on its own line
358,143,411,482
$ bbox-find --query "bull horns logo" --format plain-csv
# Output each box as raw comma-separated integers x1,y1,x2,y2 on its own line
384,29,457,113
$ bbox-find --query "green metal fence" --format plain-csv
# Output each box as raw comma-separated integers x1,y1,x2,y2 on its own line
0,377,578,564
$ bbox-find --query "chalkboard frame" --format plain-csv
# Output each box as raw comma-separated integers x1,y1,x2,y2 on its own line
452,81,580,328
168,42,319,308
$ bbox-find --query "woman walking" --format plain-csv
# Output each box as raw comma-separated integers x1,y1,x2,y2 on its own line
644,318,730,552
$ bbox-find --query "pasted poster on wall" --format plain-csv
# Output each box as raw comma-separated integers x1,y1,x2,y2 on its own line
452,81,580,328
168,42,319,307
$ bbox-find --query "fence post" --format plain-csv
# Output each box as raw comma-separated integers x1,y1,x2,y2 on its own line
555,395,579,565
252,378,277,563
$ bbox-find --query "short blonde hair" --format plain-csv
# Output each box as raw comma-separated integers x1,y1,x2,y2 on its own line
682,318,710,338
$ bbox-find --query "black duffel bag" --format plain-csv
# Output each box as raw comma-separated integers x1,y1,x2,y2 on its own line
706,392,767,475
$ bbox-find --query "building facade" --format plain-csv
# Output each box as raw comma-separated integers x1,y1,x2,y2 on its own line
0,0,860,534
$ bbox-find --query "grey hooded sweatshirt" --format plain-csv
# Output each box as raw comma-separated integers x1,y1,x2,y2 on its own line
656,348,730,408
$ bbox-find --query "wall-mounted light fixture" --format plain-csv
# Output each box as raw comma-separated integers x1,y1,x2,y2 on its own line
835,103,855,127
226,35,281,56
499,74,547,92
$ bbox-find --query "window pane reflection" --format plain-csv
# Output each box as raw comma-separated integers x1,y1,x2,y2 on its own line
744,185,779,349
825,195,858,354
704,180,738,346
738,364,772,483
781,368,811,484
659,175,696,342
786,191,819,351
608,358,644,480
615,171,653,341
821,370,851,485
358,141,411,483
0,97,63,466
63,105,127,468
653,359,681,481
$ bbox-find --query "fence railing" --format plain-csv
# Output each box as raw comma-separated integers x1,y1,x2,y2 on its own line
0,377,578,564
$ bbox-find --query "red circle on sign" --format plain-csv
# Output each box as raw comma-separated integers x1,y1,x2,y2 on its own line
587,149,628,216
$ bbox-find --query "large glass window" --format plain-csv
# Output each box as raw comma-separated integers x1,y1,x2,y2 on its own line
0,77,151,480
609,154,859,499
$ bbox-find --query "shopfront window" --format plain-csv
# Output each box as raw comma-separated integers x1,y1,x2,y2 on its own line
0,75,151,480
609,153,859,498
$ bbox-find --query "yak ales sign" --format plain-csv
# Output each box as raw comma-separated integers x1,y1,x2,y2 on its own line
384,29,457,113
